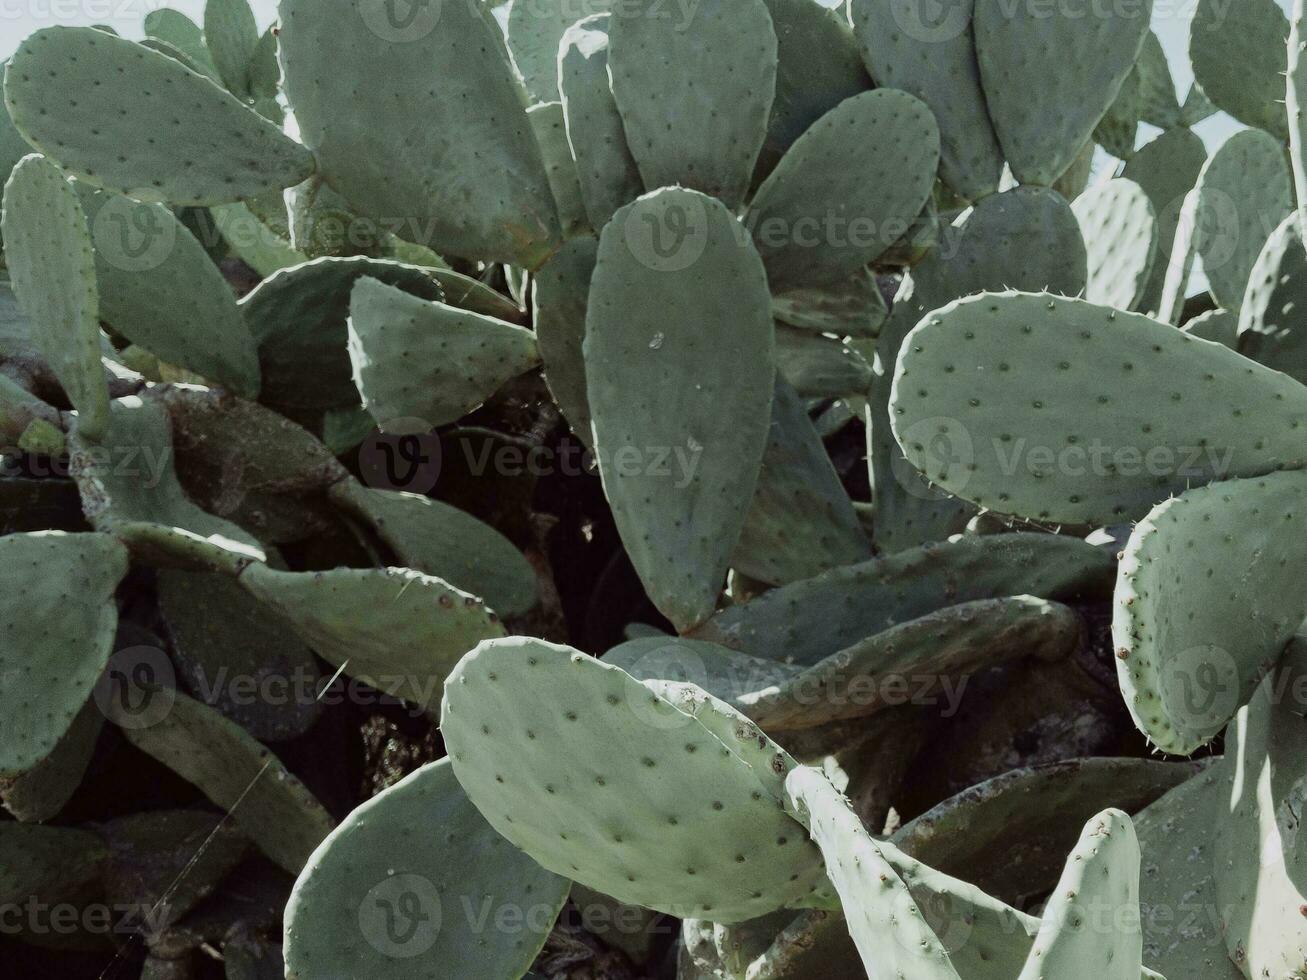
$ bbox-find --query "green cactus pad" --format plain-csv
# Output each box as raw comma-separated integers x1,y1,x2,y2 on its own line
0,698,102,821
143,9,217,79
1182,309,1238,348
242,257,444,430
607,0,777,210
1094,67,1140,161
1138,773,1241,978
755,0,871,183
890,291,1307,526
1016,809,1142,980
203,0,259,98
1072,178,1158,312
1292,0,1307,229
210,201,305,278
69,396,265,571
328,480,538,618
558,15,643,232
108,690,334,874
586,188,775,631
695,533,1112,666
1133,32,1180,130
278,0,560,267
774,325,872,399
5,28,313,204
1114,471,1307,755
0,531,126,778
2,155,110,441
1212,639,1307,978
733,378,870,587
75,185,259,397
533,236,597,445
870,185,1087,554
347,276,539,429
506,0,608,103
157,569,322,743
1155,187,1200,325
426,268,524,324
441,638,830,923
772,268,887,338
851,0,1002,201
1239,213,1307,383
287,177,382,260
1190,0,1289,141
746,90,939,292
1193,128,1294,313
783,767,963,979
974,0,1152,185
1120,127,1208,316
285,758,570,980
0,822,109,908
527,101,588,240
239,563,506,714
894,758,1203,907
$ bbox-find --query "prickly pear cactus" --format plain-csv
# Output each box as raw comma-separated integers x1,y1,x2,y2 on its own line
2,1,1303,977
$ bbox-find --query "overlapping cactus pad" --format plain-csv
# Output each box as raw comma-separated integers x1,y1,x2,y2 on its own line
2,0,1305,976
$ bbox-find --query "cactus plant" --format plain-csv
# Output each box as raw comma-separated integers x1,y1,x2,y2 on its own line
5,0,1307,976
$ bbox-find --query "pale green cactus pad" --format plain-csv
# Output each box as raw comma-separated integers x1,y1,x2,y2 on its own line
1190,0,1290,140
974,0,1152,185
68,396,266,571
441,638,831,923
1212,638,1307,978
1114,471,1307,755
585,189,775,632
0,531,126,778
746,89,940,292
1193,128,1294,314
143,8,217,78
851,0,1001,201
203,0,259,98
733,377,870,587
507,0,609,103
285,758,570,980
695,533,1112,667
890,291,1307,526
5,28,313,204
1239,213,1307,383
1016,809,1142,980
277,0,560,267
107,690,334,874
772,268,887,338
242,257,445,430
239,563,506,714
1120,127,1208,316
1133,32,1180,130
532,236,597,445
558,14,643,232
0,698,103,821
1072,178,1158,312
1292,0,1307,229
869,185,1087,554
527,102,588,239
347,276,540,429
1182,309,1237,348
75,185,259,397
607,0,777,210
774,325,872,399
755,0,871,182
328,479,538,618
2,154,110,440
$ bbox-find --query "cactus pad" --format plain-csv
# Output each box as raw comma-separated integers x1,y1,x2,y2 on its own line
2,154,110,440
1114,471,1307,755
5,28,313,204
527,101,588,239
285,758,570,980
585,189,775,631
533,236,597,445
1239,213,1307,384
441,638,830,922
890,291,1307,525
1072,178,1158,312
0,531,126,777
1190,0,1290,141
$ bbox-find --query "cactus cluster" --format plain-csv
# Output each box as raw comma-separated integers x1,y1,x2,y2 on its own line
1,0,1305,977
